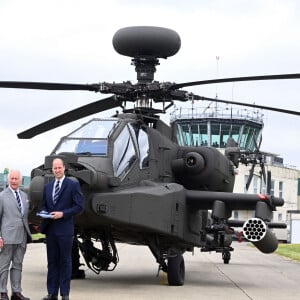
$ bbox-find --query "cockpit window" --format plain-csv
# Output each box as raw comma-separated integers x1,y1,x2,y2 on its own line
75,139,108,155
113,126,137,178
69,119,117,138
128,123,149,169
54,119,118,155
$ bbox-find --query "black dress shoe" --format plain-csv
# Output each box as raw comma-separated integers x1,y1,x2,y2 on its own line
41,296,58,300
0,293,9,300
10,293,30,300
61,297,69,300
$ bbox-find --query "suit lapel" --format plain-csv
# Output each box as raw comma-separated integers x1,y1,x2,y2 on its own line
47,182,55,206
51,178,67,204
59,178,68,196
5,188,21,213
20,191,28,214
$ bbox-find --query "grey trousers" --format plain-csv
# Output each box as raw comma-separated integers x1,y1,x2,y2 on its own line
0,243,26,293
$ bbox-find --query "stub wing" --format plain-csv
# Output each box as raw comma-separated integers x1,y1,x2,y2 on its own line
186,190,283,212
186,189,285,253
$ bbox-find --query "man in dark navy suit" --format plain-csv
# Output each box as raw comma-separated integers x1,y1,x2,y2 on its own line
40,158,83,300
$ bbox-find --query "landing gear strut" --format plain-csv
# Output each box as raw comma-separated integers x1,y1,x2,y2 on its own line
72,232,119,278
72,233,85,279
222,250,231,264
147,237,186,286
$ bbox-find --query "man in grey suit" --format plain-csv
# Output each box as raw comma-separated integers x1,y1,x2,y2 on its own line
0,170,32,300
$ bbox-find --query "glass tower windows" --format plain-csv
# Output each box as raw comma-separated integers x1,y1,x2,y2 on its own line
174,119,262,151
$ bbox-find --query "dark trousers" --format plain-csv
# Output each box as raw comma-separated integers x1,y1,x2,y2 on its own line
46,235,73,296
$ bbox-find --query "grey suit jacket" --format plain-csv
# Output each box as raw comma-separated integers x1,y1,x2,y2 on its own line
0,187,32,244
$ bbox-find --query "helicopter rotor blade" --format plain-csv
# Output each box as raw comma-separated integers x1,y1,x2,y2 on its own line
171,73,300,90
0,81,101,92
193,95,300,116
253,137,259,152
260,162,267,184
17,95,123,139
256,135,266,184
246,164,255,190
253,135,262,152
257,134,263,150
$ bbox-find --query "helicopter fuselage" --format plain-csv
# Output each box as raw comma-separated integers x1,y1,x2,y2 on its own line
29,114,236,247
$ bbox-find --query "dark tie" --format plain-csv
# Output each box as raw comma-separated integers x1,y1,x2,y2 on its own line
53,180,60,204
15,191,22,212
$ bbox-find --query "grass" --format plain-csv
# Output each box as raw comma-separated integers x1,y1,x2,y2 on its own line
276,244,300,262
32,233,45,242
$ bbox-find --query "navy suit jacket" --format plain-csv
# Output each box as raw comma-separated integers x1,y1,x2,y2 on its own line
40,177,83,236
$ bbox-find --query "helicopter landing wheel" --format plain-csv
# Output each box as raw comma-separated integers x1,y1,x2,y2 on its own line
167,254,185,286
222,250,231,264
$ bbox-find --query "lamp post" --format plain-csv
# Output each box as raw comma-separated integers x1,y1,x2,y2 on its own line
3,167,9,188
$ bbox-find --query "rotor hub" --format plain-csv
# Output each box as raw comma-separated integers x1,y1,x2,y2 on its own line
132,57,160,83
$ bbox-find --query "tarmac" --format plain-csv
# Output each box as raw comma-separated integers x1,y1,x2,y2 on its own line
11,241,300,300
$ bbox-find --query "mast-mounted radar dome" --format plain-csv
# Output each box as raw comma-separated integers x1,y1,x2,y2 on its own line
112,26,181,83
112,26,181,59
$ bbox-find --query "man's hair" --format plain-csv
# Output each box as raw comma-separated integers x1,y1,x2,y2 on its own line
52,158,65,167
7,169,22,180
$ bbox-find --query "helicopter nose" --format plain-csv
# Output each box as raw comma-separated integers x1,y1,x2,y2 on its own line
29,175,45,208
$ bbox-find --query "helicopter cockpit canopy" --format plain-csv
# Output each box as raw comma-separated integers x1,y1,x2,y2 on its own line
113,122,150,178
53,118,118,156
52,117,150,180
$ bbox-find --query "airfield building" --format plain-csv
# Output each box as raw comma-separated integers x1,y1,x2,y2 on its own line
170,105,300,242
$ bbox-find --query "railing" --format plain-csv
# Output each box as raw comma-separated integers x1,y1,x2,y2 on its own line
169,106,264,124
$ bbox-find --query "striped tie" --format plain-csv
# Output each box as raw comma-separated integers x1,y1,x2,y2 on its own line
15,191,22,212
53,180,60,204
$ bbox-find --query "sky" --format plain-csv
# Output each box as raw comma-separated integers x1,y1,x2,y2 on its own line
0,0,299,175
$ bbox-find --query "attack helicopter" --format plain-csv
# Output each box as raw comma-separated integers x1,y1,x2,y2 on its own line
0,26,300,286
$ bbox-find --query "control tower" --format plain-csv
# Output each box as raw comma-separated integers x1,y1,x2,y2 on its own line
169,104,299,242
170,104,264,151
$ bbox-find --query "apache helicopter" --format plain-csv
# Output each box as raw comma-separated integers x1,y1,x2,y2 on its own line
1,26,300,286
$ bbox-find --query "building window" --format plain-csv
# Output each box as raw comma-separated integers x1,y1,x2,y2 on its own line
233,211,239,219
253,176,258,194
278,213,282,221
270,180,275,196
261,179,266,195
279,181,283,198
